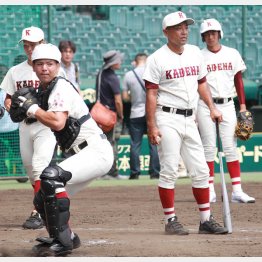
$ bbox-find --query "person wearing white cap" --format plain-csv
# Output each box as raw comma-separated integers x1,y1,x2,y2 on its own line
95,50,124,179
196,18,255,204
143,11,228,235
0,26,60,230
15,43,113,256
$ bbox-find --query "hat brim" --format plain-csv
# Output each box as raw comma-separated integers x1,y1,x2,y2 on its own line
103,53,124,69
164,18,195,29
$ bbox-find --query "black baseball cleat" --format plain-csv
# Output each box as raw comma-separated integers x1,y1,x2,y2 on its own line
199,215,228,234
22,211,44,230
129,173,139,180
32,233,81,257
165,216,189,235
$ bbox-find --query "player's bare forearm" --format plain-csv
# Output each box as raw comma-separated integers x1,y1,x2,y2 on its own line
146,88,161,144
35,110,67,131
198,82,223,122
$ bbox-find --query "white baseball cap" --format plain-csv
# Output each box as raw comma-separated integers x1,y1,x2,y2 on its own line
200,18,224,38
32,43,61,63
19,26,44,43
162,11,194,30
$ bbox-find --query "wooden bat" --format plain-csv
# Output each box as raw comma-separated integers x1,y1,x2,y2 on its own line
216,120,233,233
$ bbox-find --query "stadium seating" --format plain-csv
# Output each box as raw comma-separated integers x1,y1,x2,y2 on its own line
0,5,261,86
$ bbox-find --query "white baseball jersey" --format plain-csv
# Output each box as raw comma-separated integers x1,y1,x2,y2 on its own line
143,44,207,110
48,78,113,196
201,45,246,98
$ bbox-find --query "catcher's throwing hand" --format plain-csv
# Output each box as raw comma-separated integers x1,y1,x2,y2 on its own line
235,110,254,140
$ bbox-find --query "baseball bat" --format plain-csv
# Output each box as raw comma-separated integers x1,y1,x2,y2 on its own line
216,120,233,233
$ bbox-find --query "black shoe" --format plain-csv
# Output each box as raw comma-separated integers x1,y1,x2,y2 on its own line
33,233,81,256
165,216,189,235
22,211,44,230
72,233,81,249
129,174,139,180
150,174,159,179
199,215,228,234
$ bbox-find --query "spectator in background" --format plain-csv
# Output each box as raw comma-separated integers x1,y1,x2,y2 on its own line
95,50,124,179
59,40,81,93
122,53,160,179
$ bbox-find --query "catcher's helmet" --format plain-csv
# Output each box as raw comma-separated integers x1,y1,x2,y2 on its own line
200,18,224,39
32,43,61,63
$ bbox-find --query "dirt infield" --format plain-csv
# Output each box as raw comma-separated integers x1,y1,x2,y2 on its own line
0,181,261,257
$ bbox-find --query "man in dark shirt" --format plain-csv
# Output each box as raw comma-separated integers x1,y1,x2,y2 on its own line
95,50,124,178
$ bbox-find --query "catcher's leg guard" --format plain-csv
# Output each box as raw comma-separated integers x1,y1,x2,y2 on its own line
33,190,46,225
39,166,72,251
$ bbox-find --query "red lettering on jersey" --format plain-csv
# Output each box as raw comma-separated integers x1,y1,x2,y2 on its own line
166,70,172,79
35,80,40,88
179,68,185,77
165,66,200,79
16,81,22,89
23,80,28,87
173,69,179,78
178,12,184,18
190,66,197,75
185,67,190,76
27,80,33,87
26,30,30,36
212,64,217,71
16,80,41,89
207,62,233,72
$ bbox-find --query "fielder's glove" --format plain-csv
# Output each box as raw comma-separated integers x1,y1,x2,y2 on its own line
235,110,254,140
9,87,39,122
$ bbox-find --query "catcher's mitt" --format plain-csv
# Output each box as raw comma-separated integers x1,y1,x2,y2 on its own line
9,87,38,122
235,110,254,140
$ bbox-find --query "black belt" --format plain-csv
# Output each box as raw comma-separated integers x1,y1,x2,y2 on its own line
67,134,107,155
24,118,37,125
213,97,232,104
162,106,193,117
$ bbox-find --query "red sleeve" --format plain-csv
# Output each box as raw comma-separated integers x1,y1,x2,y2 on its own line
198,76,206,84
234,71,246,105
145,80,159,89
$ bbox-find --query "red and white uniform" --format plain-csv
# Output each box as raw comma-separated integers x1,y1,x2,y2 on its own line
143,44,209,189
196,45,246,163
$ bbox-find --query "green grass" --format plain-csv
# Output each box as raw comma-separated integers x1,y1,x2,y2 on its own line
0,172,261,191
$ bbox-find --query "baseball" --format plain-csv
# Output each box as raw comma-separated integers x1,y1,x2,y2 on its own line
156,136,161,143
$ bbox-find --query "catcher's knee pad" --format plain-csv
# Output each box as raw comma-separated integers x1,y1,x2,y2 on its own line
40,166,72,247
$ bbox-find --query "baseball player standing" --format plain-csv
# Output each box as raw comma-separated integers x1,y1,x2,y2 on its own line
16,43,113,256
196,18,255,203
0,26,60,229
143,11,228,235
